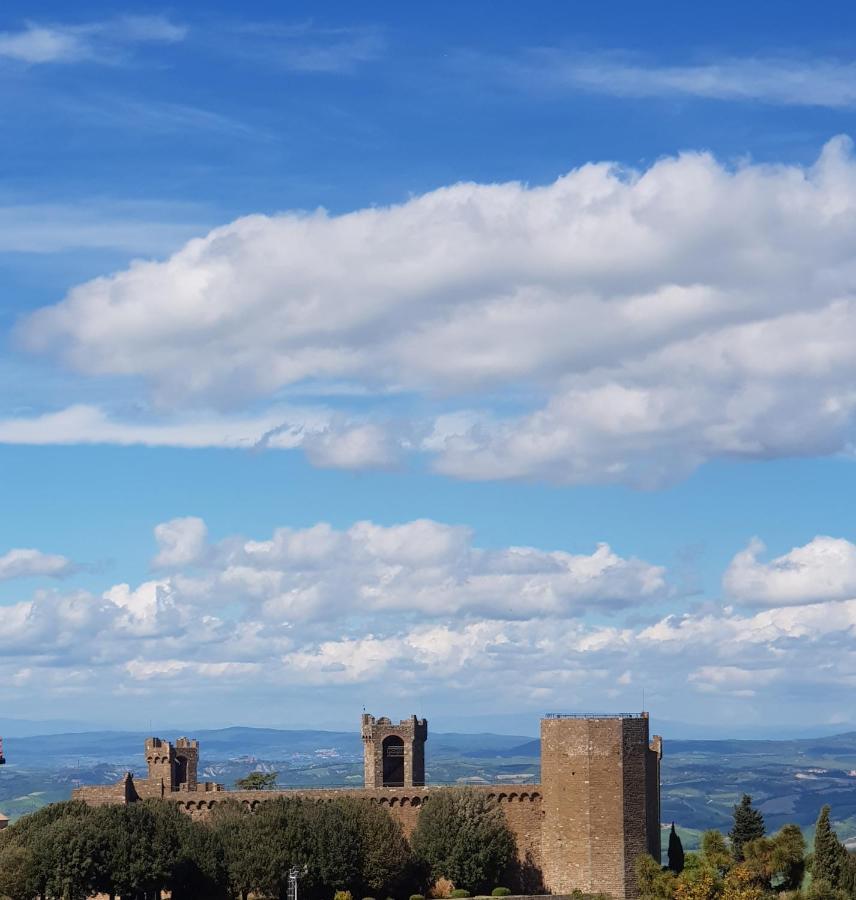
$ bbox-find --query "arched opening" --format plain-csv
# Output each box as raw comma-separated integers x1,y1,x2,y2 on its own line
382,735,405,786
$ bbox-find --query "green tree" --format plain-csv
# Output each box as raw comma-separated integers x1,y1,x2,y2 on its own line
669,824,686,874
769,823,806,891
700,831,732,879
812,806,848,892
210,800,268,900
411,789,516,895
729,795,765,862
340,797,413,897
235,771,278,790
0,842,38,900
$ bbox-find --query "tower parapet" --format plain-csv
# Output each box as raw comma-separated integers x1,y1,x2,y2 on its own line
362,714,427,787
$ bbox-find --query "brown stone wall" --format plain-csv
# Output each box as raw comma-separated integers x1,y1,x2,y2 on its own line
540,715,658,899
171,784,542,876
620,719,652,899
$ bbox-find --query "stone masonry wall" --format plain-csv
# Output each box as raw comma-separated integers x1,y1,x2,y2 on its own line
172,784,543,873
539,715,658,900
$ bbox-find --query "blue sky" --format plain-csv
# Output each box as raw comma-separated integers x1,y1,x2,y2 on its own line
3,0,856,735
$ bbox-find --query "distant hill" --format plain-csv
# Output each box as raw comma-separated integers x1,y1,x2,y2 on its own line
2,726,534,768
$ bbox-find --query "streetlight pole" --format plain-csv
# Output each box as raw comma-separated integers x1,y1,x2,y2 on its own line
288,864,307,900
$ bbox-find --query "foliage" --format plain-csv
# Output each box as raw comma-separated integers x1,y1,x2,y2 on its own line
674,868,719,900
729,796,765,863
720,865,766,900
636,853,677,900
235,770,279,790
0,793,412,900
491,889,511,896
669,824,686,874
450,891,471,898
411,789,516,895
430,876,455,897
812,805,849,891
410,895,427,900
335,891,354,900
741,825,805,892
700,831,733,879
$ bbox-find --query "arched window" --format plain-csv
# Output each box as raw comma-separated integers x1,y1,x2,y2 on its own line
382,735,405,786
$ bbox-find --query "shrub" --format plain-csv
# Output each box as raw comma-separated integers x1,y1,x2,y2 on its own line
492,889,511,897
410,894,427,900
430,876,455,898
451,891,471,898
334,892,353,900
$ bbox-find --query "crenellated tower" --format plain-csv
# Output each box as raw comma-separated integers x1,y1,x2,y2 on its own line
361,713,427,787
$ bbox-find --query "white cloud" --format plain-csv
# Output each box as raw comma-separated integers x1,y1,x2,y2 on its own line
0,548,74,581
0,16,185,65
723,536,856,606
501,51,856,108
303,422,402,470
190,517,669,621
0,404,400,471
19,139,856,485
153,518,208,569
2,524,856,723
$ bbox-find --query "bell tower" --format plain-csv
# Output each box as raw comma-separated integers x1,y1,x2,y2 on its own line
361,713,427,788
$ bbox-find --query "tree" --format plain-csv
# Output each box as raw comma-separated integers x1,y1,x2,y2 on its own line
674,868,718,900
812,805,848,892
668,824,686,874
700,831,732,879
0,842,38,900
236,771,278,790
729,795,765,862
210,801,267,900
339,797,413,896
636,854,676,900
721,864,766,900
769,824,806,891
411,789,516,895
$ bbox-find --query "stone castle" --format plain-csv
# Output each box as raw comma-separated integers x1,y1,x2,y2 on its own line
74,712,663,899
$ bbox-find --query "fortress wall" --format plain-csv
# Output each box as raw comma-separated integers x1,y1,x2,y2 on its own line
73,715,659,899
172,784,543,869
72,782,130,807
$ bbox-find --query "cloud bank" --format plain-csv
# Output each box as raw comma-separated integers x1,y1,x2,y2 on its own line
1,525,855,724
17,138,856,486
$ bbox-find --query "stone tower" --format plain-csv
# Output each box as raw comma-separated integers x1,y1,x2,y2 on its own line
540,713,662,899
361,714,427,787
175,737,199,790
145,737,175,793
145,736,200,793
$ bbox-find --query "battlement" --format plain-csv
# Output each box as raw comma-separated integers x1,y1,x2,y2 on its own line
362,713,428,788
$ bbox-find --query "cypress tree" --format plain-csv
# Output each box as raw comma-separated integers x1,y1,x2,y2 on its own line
667,823,685,874
813,805,846,889
729,794,765,861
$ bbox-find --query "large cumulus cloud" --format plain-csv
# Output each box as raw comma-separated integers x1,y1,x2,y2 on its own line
15,137,856,486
